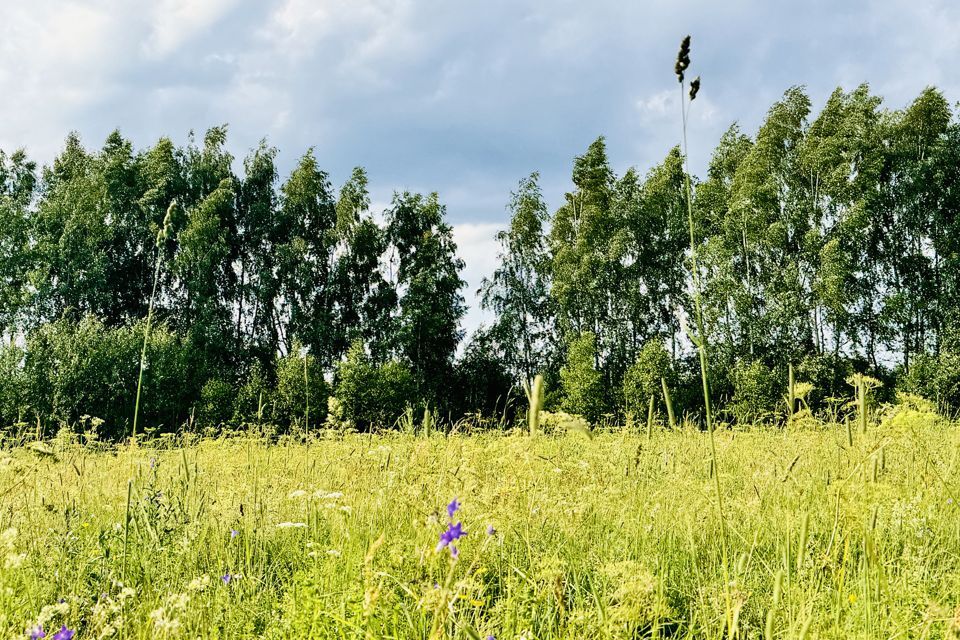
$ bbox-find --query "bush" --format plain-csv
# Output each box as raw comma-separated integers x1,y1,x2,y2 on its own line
233,360,273,425
196,378,234,428
728,360,780,424
623,340,675,418
560,332,605,425
23,315,139,436
795,353,853,413
334,341,416,430
897,350,960,412
16,316,201,438
452,330,516,422
0,339,26,428
273,345,329,431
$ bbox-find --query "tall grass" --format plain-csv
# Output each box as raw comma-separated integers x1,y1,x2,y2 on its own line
0,403,955,638
676,35,734,636
131,203,175,442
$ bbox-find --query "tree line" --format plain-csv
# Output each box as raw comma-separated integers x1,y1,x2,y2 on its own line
1,83,959,437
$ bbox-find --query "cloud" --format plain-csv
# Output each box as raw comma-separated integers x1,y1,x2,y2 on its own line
2,0,960,335
144,0,243,58
452,223,501,336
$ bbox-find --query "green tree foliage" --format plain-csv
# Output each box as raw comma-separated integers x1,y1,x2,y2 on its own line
332,168,397,362
273,344,329,431
481,172,554,386
386,191,466,405
2,82,960,434
0,149,36,333
559,332,606,423
277,150,338,362
623,340,675,418
334,341,416,430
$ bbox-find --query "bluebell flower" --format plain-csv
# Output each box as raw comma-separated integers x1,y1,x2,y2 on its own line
437,521,466,558
51,626,74,640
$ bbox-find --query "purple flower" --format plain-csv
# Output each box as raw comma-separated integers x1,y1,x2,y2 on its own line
486,636,495,640
51,626,74,640
28,625,45,640
486,524,496,536
222,573,232,585
446,498,460,520
230,529,239,539
437,521,466,557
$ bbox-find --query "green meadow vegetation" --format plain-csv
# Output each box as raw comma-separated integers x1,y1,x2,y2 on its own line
2,35,960,639
2,400,960,639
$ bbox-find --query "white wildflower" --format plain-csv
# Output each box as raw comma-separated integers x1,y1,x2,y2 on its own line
187,575,211,592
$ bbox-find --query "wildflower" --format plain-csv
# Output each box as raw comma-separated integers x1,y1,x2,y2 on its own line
287,489,308,500
28,625,45,639
187,574,210,591
848,593,857,604
486,636,495,640
276,522,307,529
222,573,232,585
230,529,239,539
51,626,74,640
486,524,496,536
437,521,466,558
447,498,460,519
5,552,26,568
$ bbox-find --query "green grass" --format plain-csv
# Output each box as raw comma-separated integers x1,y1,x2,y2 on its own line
1,402,960,638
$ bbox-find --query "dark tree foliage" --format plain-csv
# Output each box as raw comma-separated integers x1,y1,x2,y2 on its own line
1,84,960,436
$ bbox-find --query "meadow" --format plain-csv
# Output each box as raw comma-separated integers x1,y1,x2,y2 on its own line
2,399,959,639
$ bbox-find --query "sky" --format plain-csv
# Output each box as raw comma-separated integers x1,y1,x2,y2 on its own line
1,0,958,336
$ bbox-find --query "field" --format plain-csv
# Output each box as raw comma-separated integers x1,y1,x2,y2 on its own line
1,403,958,639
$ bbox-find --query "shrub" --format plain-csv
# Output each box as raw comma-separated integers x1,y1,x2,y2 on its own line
197,378,234,428
795,353,853,414
559,332,605,425
334,341,416,430
23,315,138,436
897,350,960,413
233,360,273,424
623,339,675,418
728,359,780,424
452,330,516,422
273,345,329,431
0,339,26,428
18,316,200,437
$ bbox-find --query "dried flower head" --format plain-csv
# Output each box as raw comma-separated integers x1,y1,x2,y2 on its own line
675,35,691,82
689,76,701,101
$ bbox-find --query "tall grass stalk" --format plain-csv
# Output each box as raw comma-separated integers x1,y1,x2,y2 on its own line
676,35,734,636
131,202,175,441
646,394,655,439
787,363,796,423
525,374,544,435
661,377,677,429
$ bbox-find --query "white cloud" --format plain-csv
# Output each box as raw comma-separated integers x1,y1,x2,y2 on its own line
144,0,242,58
635,88,718,125
453,222,502,336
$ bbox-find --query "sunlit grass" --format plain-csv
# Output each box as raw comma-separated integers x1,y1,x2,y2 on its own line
1,402,958,638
